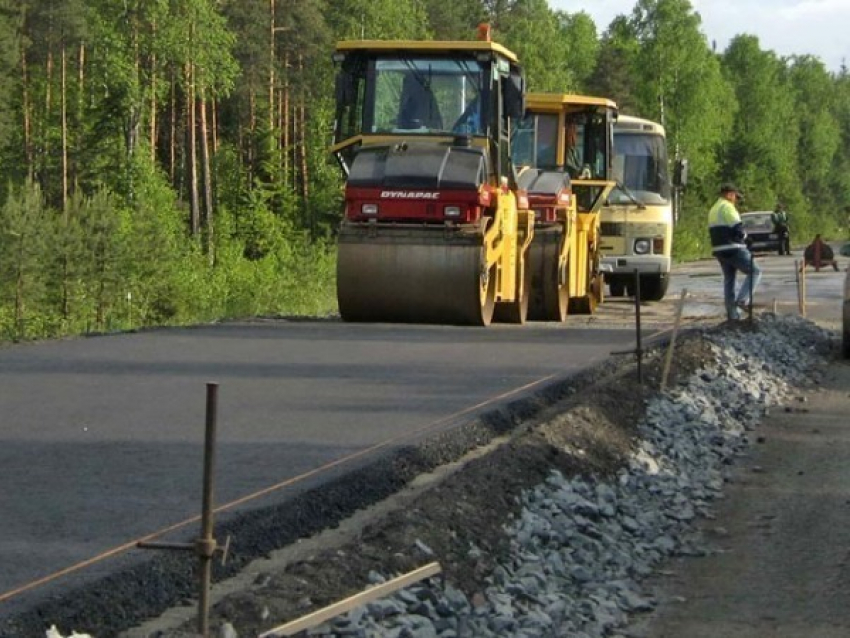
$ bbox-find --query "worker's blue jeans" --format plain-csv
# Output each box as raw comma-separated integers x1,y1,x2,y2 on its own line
714,248,761,320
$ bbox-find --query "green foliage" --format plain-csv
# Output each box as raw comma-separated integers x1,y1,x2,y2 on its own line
586,17,642,113
46,192,87,332
672,200,710,261
495,0,575,92
557,11,600,90
829,70,850,236
164,0,238,98
304,98,345,238
422,0,486,39
630,0,733,199
122,152,189,326
164,226,337,322
77,188,130,331
721,36,797,202
0,0,20,163
0,181,49,339
787,56,841,225
327,0,430,40
630,0,705,117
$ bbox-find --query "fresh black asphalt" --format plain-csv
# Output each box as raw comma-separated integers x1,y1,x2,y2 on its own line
0,319,640,627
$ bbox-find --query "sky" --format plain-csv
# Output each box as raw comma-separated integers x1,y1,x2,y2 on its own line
549,0,849,72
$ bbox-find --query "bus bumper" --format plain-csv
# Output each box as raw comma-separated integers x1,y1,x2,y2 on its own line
601,255,671,278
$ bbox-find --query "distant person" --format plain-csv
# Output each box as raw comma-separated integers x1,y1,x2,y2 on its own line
708,183,762,320
803,234,839,272
771,203,791,255
397,73,443,130
452,95,481,135
565,122,588,178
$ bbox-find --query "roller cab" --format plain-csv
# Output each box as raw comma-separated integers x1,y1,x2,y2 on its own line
331,38,529,325
512,94,617,319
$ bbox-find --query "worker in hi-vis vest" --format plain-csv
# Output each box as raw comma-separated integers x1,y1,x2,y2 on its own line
707,183,762,321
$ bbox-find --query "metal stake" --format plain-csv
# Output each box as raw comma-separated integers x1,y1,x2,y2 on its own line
138,382,224,638
611,270,645,383
198,382,218,636
634,269,643,384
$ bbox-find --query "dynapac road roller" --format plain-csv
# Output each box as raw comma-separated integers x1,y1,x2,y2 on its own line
330,36,531,326
511,94,617,320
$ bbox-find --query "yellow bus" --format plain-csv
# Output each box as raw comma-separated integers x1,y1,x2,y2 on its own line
599,115,686,301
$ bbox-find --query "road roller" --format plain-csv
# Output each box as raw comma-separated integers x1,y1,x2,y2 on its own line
330,36,532,326
511,94,617,320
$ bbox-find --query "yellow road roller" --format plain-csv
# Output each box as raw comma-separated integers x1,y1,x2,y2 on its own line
330,37,532,326
511,94,617,320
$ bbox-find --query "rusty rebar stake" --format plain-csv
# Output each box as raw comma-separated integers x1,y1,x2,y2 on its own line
198,382,218,636
634,270,643,384
609,269,644,385
138,382,221,637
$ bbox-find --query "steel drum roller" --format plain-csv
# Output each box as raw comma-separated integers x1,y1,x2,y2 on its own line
527,228,568,322
337,225,496,326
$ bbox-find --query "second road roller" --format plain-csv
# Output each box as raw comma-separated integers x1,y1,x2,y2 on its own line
511,93,617,320
330,33,532,326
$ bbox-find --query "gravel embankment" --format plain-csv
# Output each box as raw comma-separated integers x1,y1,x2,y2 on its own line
296,315,834,638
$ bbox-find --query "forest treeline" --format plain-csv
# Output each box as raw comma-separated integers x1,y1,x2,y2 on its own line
1,0,848,340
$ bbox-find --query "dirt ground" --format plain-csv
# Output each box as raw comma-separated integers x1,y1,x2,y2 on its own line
627,358,850,638
125,335,720,638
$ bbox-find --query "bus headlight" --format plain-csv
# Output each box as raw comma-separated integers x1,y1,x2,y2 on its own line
362,203,379,215
633,239,651,255
444,205,461,218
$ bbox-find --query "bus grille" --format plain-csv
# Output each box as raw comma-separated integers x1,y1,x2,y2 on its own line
600,222,624,237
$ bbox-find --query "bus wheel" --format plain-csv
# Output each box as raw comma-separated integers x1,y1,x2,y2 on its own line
639,274,669,302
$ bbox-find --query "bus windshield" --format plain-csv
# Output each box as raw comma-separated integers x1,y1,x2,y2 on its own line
610,133,670,205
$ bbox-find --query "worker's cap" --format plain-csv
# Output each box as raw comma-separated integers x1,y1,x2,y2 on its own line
720,182,743,197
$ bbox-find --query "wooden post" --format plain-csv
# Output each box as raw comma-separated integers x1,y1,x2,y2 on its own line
661,289,687,391
259,563,442,637
795,260,802,315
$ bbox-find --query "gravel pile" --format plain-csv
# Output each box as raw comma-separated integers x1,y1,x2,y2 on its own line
294,315,833,638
